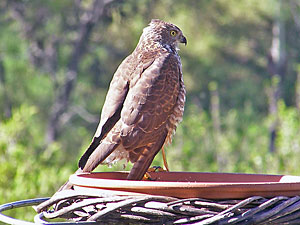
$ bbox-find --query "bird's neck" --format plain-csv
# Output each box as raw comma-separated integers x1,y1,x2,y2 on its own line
161,43,178,54
135,38,178,56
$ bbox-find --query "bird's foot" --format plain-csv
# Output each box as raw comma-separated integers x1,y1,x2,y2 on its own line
143,166,168,180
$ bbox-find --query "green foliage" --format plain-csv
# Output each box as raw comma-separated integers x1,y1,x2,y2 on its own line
275,101,300,173
1,0,300,222
0,105,73,220
164,101,300,176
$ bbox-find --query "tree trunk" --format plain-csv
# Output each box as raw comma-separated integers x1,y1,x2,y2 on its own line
209,81,221,136
209,81,224,170
296,68,300,112
267,0,287,153
0,57,12,118
45,0,114,144
290,1,300,112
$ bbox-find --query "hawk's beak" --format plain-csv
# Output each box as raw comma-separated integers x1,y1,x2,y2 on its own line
180,35,187,46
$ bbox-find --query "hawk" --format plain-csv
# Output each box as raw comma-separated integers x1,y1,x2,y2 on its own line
79,19,186,181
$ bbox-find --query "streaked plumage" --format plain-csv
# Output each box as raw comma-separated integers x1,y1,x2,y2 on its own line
78,19,186,181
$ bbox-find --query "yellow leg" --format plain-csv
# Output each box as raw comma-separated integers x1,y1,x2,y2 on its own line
162,147,169,171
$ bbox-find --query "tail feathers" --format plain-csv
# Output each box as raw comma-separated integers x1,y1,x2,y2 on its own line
127,132,167,180
78,136,102,169
59,137,120,192
127,151,156,180
82,141,120,172
79,104,124,169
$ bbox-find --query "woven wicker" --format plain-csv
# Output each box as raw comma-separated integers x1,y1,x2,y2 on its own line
35,189,300,224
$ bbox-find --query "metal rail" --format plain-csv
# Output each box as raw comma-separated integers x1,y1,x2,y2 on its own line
3,194,300,224
0,198,48,225
0,198,95,225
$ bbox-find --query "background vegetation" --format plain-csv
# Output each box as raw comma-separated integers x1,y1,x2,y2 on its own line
1,0,300,221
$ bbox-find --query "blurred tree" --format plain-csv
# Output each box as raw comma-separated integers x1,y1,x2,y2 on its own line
289,0,300,112
296,66,300,111
0,57,12,118
7,0,122,144
1,0,300,221
267,0,287,152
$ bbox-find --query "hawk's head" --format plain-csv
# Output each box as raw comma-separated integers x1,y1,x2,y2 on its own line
140,19,187,53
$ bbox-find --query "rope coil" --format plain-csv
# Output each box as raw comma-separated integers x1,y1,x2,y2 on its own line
2,192,300,224
35,190,300,224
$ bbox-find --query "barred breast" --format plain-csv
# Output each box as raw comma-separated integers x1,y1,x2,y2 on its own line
164,57,186,146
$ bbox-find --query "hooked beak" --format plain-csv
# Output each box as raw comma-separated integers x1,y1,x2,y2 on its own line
180,35,187,46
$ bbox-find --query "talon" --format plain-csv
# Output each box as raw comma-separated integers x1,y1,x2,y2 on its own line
142,166,165,180
143,171,155,180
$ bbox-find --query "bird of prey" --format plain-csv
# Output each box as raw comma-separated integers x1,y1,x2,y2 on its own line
78,19,186,181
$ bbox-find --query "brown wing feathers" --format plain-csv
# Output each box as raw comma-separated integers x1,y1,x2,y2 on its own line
45,20,186,200
78,99,125,169
127,131,168,180
75,19,185,180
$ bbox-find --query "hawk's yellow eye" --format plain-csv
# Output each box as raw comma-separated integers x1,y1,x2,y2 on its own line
170,30,177,36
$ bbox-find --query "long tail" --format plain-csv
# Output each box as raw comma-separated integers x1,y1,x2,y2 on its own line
57,136,120,192
79,104,123,169
127,147,157,180
78,136,102,169
81,140,120,172
127,132,167,180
